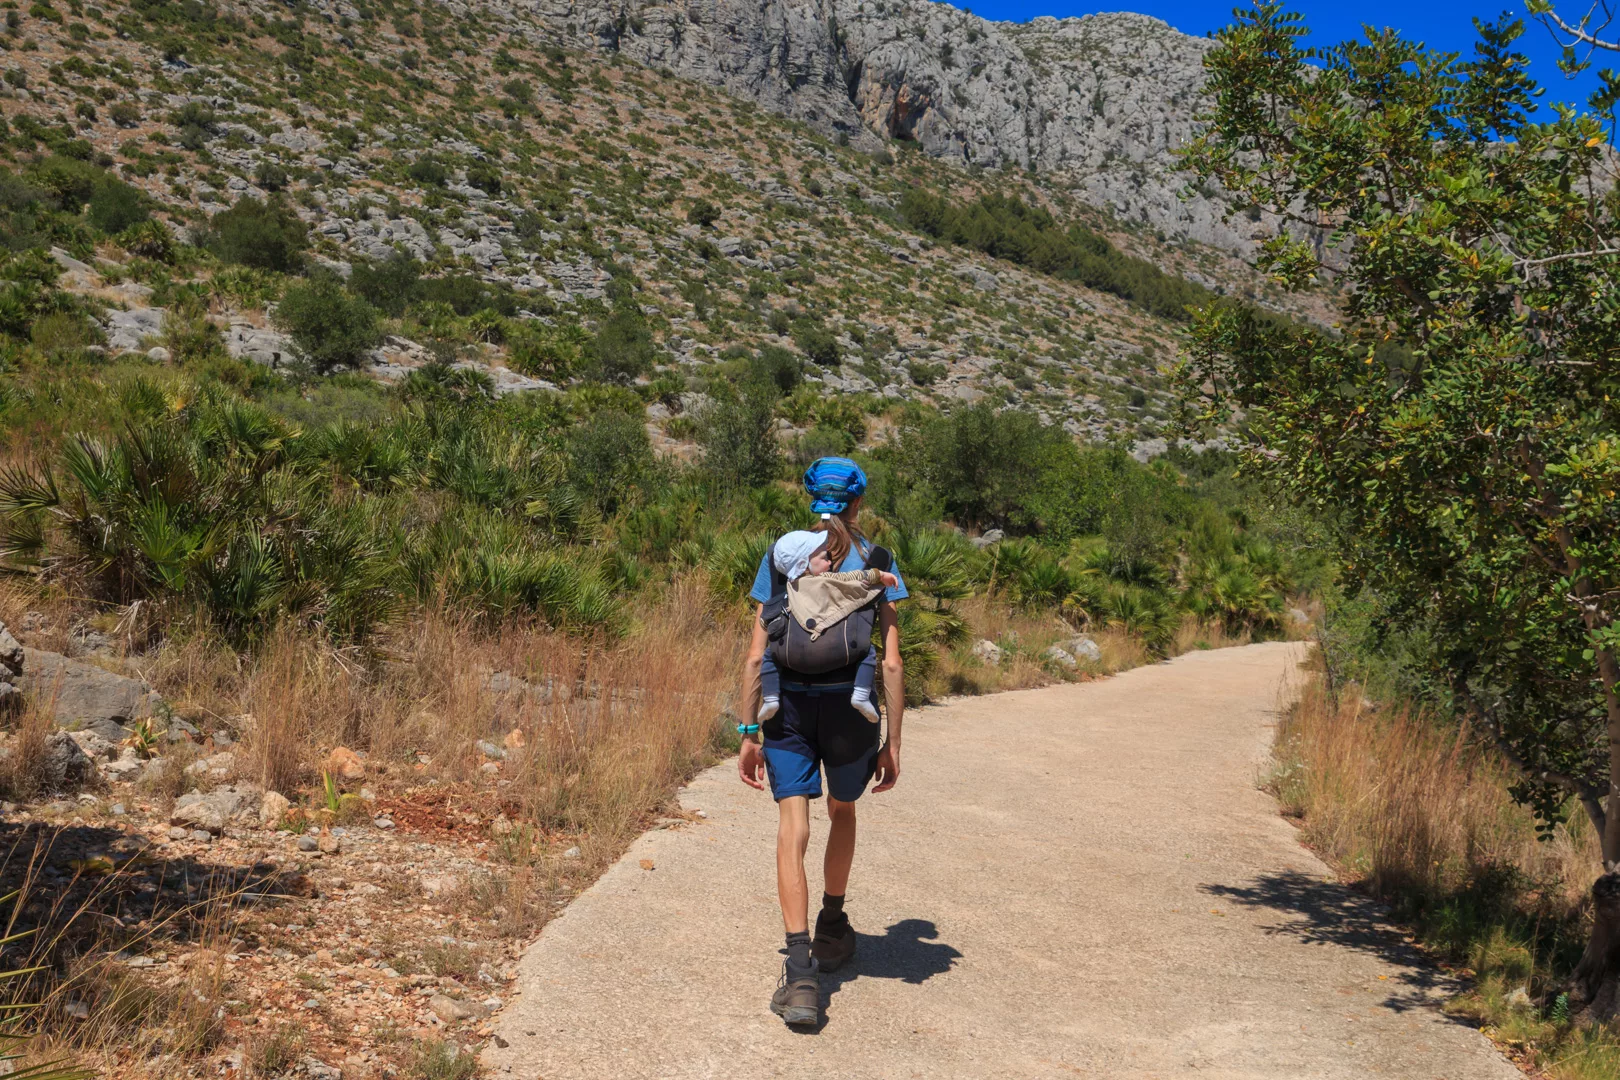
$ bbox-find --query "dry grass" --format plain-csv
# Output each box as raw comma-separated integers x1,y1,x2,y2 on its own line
1269,667,1620,1078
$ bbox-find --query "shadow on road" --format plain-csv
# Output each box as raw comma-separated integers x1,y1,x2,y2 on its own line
1201,870,1471,1016
793,918,961,1032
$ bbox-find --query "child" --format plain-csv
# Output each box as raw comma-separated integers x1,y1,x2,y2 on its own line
759,530,897,723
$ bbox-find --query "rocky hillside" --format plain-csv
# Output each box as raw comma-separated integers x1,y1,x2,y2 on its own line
0,0,1321,456
552,1,1253,255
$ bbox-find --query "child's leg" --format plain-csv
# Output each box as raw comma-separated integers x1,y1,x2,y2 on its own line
850,651,879,722
758,653,781,721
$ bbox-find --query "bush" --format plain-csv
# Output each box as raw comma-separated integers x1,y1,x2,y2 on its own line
749,345,801,394
254,160,289,191
204,195,307,273
466,161,502,196
584,308,655,384
274,276,382,374
698,384,779,491
792,319,840,366
565,410,652,515
686,198,720,227
407,158,448,187
110,101,141,128
508,320,584,382
349,253,420,317
86,174,150,234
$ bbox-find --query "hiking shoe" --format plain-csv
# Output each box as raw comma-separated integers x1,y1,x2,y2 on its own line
769,960,820,1027
812,918,856,972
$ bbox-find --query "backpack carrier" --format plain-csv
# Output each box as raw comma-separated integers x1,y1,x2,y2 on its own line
761,540,892,676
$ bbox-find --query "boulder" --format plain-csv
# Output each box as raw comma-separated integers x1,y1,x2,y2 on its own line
971,639,1004,666
41,731,95,792
970,529,1004,549
323,746,365,781
259,790,291,828
16,648,160,740
1288,608,1310,627
1042,645,1077,668
1065,636,1102,663
170,784,260,834
66,730,119,762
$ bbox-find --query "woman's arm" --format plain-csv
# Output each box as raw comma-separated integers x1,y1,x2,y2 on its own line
873,599,903,793
738,604,769,790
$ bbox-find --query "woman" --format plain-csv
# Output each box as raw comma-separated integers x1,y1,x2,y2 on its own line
736,456,906,1028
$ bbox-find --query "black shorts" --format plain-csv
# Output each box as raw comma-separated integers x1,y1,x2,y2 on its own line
761,687,880,801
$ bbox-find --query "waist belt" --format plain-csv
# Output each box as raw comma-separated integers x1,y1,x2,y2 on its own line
781,682,855,695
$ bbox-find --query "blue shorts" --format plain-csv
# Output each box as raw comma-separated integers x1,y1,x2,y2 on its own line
762,688,880,802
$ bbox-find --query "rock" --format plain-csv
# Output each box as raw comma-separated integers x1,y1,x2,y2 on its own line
259,790,291,828
0,623,22,679
170,784,259,833
224,320,295,368
317,833,341,855
479,762,500,776
109,802,126,815
562,846,581,859
100,752,142,780
1043,645,1077,668
1288,608,1310,626
40,731,95,792
146,346,171,362
1505,986,1532,1009
15,648,160,740
956,264,999,292
503,728,527,751
101,308,164,353
67,730,119,761
1065,636,1102,663
970,529,1004,549
419,873,460,897
475,739,506,760
185,751,234,780
428,994,478,1023
166,826,188,841
297,834,319,852
373,815,394,829
189,829,212,843
323,746,365,781
971,639,1004,666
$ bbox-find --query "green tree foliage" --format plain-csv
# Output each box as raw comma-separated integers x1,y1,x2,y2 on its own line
348,252,421,317
273,276,382,374
698,381,780,492
1180,7,1620,888
584,307,656,384
899,189,1213,321
204,195,307,272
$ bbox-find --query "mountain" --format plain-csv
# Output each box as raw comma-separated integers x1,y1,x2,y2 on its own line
546,1,1250,255
0,0,1315,455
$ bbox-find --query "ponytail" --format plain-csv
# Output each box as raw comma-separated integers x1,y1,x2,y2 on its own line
813,507,866,569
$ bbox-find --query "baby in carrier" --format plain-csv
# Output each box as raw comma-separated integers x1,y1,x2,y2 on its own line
759,529,898,724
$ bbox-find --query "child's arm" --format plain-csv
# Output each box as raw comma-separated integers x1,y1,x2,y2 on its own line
821,568,900,589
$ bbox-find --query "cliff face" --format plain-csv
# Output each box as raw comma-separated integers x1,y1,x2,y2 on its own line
519,0,1248,253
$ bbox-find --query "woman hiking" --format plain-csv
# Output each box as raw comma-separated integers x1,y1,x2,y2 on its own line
737,457,907,1028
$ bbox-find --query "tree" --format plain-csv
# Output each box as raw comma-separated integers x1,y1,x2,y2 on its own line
698,383,780,492
1179,4,1620,1016
584,307,656,384
686,198,720,227
204,195,307,273
274,276,382,374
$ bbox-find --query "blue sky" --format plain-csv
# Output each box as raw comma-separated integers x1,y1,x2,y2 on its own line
949,0,1614,111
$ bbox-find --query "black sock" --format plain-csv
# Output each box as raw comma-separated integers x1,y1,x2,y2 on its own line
816,893,847,931
785,930,812,970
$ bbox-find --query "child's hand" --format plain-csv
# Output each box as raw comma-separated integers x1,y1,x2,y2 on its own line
878,571,899,588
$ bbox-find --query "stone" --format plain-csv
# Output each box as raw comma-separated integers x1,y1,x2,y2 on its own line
562,846,581,859
167,826,188,841
1043,645,1077,668
317,833,341,855
101,308,164,353
373,816,394,829
146,346,171,362
1289,608,1310,626
109,802,126,816
259,790,291,828
101,752,142,780
189,829,213,843
476,740,506,760
40,731,95,792
0,623,22,679
971,639,1004,666
970,529,1004,549
1505,986,1532,1009
428,994,479,1023
479,762,501,776
1069,637,1102,663
297,834,319,852
170,785,259,834
185,751,234,780
419,873,460,897
67,730,119,761
503,728,527,751
224,320,295,368
15,648,160,740
323,746,365,781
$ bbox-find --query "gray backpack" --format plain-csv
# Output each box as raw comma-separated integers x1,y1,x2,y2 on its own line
761,540,892,676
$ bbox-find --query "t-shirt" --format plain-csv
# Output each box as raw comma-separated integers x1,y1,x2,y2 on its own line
748,539,908,605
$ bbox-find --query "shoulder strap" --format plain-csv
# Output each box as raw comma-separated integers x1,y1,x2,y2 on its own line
866,544,893,573
767,540,787,599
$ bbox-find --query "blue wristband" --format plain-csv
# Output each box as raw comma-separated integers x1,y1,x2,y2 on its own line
736,722,761,735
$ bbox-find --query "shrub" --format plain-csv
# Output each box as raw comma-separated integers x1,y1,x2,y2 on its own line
687,198,720,227
584,308,655,384
119,219,175,261
407,157,448,187
750,345,801,394
508,320,585,382
86,174,150,233
204,195,307,273
465,161,502,196
792,319,839,366
349,253,420,317
254,160,289,191
274,276,382,374
110,100,142,127
565,410,652,515
698,384,779,491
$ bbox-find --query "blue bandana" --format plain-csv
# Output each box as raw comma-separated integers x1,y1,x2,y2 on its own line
802,457,867,515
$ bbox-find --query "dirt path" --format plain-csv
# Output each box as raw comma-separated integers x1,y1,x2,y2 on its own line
485,643,1518,1079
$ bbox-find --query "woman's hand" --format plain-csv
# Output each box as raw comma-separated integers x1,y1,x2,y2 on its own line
738,738,766,790
871,743,900,793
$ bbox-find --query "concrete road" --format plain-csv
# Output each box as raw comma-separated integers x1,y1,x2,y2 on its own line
485,642,1519,1079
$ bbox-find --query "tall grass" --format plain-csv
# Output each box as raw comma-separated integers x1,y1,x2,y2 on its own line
1269,670,1620,1078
